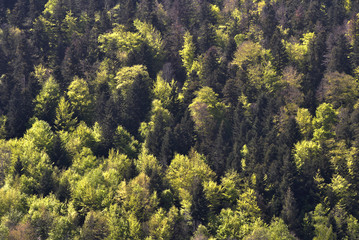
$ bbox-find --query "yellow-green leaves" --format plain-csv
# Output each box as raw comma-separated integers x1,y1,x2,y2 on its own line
113,126,139,159
232,41,269,69
232,41,279,93
284,32,315,64
43,0,60,15
33,76,60,122
166,151,215,200
293,140,321,170
180,31,196,75
115,65,150,96
189,87,227,131
319,72,359,108
133,19,164,60
296,108,313,139
24,120,55,154
99,25,142,53
54,96,77,132
67,77,93,123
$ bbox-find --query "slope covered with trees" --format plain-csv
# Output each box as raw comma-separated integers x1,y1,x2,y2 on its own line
1,0,359,239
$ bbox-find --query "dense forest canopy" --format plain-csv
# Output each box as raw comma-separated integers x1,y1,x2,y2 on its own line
1,0,359,239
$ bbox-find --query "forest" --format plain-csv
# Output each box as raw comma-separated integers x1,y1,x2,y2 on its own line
1,0,359,239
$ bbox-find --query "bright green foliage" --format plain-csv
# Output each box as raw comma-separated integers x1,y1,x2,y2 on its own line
216,208,243,239
149,99,172,124
115,65,151,96
72,168,111,215
243,220,270,240
153,73,177,109
166,151,216,201
246,60,279,93
220,170,243,207
216,188,262,240
293,140,321,170
313,103,337,141
296,108,313,139
203,180,224,213
2,1,359,240
147,207,179,240
320,72,359,108
243,217,296,240
24,119,55,154
43,0,60,15
7,137,54,195
232,41,279,92
312,204,337,240
105,204,132,240
329,141,352,175
48,214,77,240
189,87,227,132
11,127,55,196
80,211,109,239
71,147,98,176
98,25,143,61
180,32,196,75
25,195,63,240
267,218,296,240
116,172,159,222
94,60,116,94
32,64,50,85
113,125,139,159
134,19,164,61
0,224,8,240
284,32,315,64
135,149,162,177
33,76,60,122
329,174,353,207
237,188,261,221
61,121,102,156
67,77,93,123
54,96,77,132
63,11,82,39
232,41,271,70
104,149,133,184
105,204,142,240
0,188,27,218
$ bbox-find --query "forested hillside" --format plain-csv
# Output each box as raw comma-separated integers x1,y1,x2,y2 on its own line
1,0,359,239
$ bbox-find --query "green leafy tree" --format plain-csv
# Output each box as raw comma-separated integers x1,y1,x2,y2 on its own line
33,76,60,123
312,103,337,142
312,204,337,240
98,25,143,65
113,126,139,159
115,65,150,97
72,168,111,215
24,119,55,155
189,86,226,133
80,211,109,240
147,207,179,240
67,77,93,124
216,188,262,239
133,19,164,73
54,96,77,132
116,172,159,222
180,31,196,75
296,108,313,140
318,72,359,108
